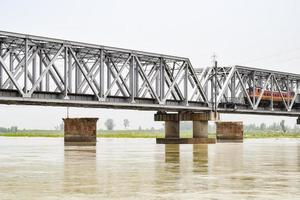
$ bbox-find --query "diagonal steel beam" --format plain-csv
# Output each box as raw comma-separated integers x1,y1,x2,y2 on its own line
163,62,185,102
41,55,64,92
216,66,236,107
187,60,209,104
82,66,100,94
141,70,159,98
0,56,25,96
69,48,100,100
78,58,101,92
2,47,37,88
135,56,161,103
254,74,272,109
105,56,131,97
27,45,64,96
163,68,180,100
273,76,289,110
110,57,131,94
139,64,158,97
163,60,184,100
236,70,254,108
43,51,65,84
288,91,298,111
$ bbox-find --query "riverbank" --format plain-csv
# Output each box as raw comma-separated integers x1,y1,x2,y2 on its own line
0,130,300,138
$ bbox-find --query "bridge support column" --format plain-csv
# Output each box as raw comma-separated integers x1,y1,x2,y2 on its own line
165,120,180,138
193,121,208,138
191,114,215,143
155,112,217,144
63,118,98,146
216,121,243,142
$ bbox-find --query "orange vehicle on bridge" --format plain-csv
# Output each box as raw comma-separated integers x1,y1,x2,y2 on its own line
246,87,294,103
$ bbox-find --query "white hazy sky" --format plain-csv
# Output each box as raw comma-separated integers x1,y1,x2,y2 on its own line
0,0,300,129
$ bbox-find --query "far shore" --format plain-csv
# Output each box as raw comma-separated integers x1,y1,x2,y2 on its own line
0,130,300,139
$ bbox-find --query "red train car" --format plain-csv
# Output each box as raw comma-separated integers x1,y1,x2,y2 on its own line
246,87,294,102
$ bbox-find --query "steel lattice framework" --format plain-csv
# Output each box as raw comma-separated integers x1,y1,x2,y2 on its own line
0,31,300,116
202,66,300,115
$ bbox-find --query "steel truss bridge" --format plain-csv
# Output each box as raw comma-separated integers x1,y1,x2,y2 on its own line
0,30,300,116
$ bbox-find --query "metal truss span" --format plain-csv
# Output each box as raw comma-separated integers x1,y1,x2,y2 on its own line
204,65,300,116
0,30,300,116
0,30,209,111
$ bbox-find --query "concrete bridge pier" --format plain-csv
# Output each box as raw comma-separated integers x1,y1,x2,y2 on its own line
165,120,180,138
63,118,98,146
193,121,208,138
155,112,217,144
190,112,217,144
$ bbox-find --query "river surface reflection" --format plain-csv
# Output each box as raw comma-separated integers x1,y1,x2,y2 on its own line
0,137,299,199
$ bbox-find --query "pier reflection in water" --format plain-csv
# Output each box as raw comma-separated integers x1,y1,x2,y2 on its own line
0,138,299,199
64,145,98,194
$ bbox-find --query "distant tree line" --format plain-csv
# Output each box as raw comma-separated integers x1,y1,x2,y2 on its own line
3,119,298,134
103,118,157,131
244,120,300,133
0,126,18,133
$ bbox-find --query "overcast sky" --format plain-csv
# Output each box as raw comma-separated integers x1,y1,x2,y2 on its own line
0,0,299,129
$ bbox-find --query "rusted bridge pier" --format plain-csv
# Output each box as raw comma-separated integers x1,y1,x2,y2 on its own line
216,121,244,142
63,118,98,145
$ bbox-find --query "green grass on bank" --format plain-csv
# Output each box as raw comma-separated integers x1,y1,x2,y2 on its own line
0,132,63,137
97,130,213,138
244,132,300,138
0,130,300,138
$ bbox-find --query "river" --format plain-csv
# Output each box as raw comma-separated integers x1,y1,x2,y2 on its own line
0,137,299,199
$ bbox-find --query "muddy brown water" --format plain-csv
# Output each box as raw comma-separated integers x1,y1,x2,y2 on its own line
0,137,299,199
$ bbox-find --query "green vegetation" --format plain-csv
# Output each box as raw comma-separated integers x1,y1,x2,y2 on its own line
244,132,300,138
0,132,63,137
0,129,299,138
97,130,197,138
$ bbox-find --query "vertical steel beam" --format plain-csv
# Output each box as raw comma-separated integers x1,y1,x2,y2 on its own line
75,52,79,93
0,41,2,89
231,73,236,102
184,63,188,105
214,61,217,111
43,49,50,92
39,49,43,91
32,53,36,89
270,75,274,110
134,57,139,96
64,47,68,98
99,49,104,98
155,63,160,97
160,58,165,101
9,52,14,89
46,70,50,91
252,71,256,107
106,59,111,96
68,50,72,92
24,38,28,93
210,78,214,103
77,59,82,93
287,76,290,108
130,55,135,102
